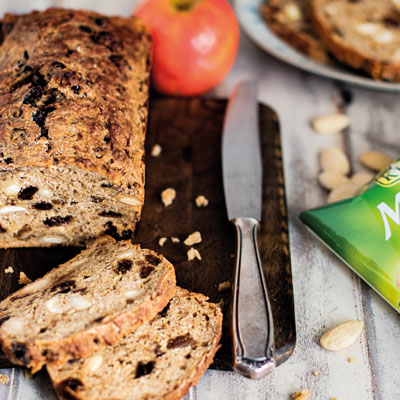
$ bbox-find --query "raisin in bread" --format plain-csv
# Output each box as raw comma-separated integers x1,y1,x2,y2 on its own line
0,236,176,373
0,9,151,247
311,0,400,80
263,0,329,62
47,287,222,400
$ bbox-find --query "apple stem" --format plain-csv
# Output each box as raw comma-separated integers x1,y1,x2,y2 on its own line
171,0,196,11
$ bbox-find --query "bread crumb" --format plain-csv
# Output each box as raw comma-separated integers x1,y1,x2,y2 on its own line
4,266,13,274
184,231,202,246
171,237,180,243
348,357,355,363
195,195,209,207
18,271,32,285
187,248,202,261
313,370,319,377
0,373,9,384
218,281,231,292
151,144,162,157
158,237,167,247
292,390,311,400
161,188,176,207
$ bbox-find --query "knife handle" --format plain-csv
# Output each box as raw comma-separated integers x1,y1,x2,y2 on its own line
231,217,275,379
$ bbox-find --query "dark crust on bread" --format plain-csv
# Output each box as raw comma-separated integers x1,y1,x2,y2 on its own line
311,0,400,81
262,2,329,63
0,8,151,199
0,237,176,373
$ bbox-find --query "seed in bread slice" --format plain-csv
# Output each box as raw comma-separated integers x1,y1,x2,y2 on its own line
0,236,176,373
311,0,400,81
262,0,330,62
47,287,222,400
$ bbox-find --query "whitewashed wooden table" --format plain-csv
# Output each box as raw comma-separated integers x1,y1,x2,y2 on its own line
1,1,399,399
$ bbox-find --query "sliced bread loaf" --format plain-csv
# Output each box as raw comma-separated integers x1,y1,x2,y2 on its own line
263,0,329,62
0,9,151,247
48,287,222,400
0,236,176,373
311,0,400,80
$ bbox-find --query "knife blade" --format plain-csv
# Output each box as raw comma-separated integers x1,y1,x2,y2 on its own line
222,81,276,379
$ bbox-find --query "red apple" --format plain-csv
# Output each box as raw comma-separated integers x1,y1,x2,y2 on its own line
135,0,240,96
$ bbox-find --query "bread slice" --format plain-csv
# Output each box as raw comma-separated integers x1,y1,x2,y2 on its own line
262,0,329,62
0,236,176,373
311,0,400,81
0,9,151,247
47,287,222,400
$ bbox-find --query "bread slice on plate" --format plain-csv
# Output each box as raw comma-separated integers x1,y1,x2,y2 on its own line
0,236,176,373
311,0,400,81
0,9,151,247
47,287,222,400
262,0,329,62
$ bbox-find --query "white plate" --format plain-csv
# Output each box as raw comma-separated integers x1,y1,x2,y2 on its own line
234,0,400,92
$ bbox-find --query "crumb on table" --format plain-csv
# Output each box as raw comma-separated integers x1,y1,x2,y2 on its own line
18,271,32,285
184,231,202,246
4,266,14,274
218,281,231,292
158,237,167,247
161,188,176,207
0,373,9,384
292,390,311,400
195,195,209,207
187,248,202,261
151,144,162,157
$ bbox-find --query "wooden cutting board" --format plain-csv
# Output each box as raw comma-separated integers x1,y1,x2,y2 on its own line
0,96,295,370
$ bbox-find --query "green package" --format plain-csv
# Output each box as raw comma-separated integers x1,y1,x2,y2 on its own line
300,161,400,312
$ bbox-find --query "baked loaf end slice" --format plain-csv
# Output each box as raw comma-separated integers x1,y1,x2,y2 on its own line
0,236,176,373
263,0,329,62
48,287,222,400
0,9,151,247
311,0,400,81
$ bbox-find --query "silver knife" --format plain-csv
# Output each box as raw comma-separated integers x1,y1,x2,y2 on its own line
222,81,276,379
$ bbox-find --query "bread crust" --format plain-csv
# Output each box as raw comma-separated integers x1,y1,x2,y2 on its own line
0,8,151,200
0,237,176,373
262,1,329,63
311,0,400,81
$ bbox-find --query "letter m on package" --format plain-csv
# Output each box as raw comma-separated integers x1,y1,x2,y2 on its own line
377,192,400,240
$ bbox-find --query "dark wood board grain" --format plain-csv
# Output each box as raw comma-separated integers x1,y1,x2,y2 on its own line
0,97,295,371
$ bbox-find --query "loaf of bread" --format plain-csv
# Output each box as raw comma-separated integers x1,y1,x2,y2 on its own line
0,8,151,247
262,0,329,62
48,287,222,400
311,0,400,81
0,236,176,373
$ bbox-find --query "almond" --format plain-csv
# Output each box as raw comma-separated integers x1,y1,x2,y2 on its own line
320,320,364,351
312,113,350,135
45,296,64,314
0,205,27,214
350,172,374,189
327,184,357,203
320,147,350,174
2,181,21,196
318,171,350,190
86,354,103,372
2,318,25,335
118,196,142,206
360,151,393,172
